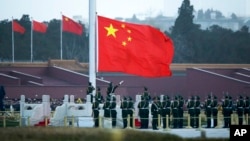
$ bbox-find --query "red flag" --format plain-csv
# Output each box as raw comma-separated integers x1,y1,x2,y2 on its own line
98,16,174,77
33,20,47,33
62,15,82,35
13,20,25,34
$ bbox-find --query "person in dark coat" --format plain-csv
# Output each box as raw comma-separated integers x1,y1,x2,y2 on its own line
0,85,6,111
120,96,128,128
138,95,149,129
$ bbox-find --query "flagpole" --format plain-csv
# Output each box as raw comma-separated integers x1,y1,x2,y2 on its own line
11,18,14,63
31,18,33,62
60,12,63,60
89,0,96,95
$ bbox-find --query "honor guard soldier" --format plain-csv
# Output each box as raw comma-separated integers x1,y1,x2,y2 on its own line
151,96,161,130
120,96,128,128
187,96,195,128
245,96,250,125
143,87,151,103
103,96,111,119
236,95,245,125
194,96,201,128
222,94,231,128
92,97,100,127
0,85,6,112
127,96,134,127
110,96,117,128
161,95,171,129
178,95,184,128
95,87,104,104
138,95,149,129
205,95,212,128
171,96,179,128
86,82,95,103
211,96,218,127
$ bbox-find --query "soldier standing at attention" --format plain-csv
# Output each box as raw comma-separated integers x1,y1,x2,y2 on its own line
187,96,195,128
103,96,111,119
222,95,230,128
92,97,100,127
0,85,6,112
127,96,134,128
138,95,149,129
178,95,184,128
211,96,218,128
236,95,245,125
143,87,151,103
194,96,201,128
110,96,117,128
95,87,104,104
205,95,212,128
245,96,250,125
161,95,171,129
171,96,179,128
120,96,128,128
151,96,160,130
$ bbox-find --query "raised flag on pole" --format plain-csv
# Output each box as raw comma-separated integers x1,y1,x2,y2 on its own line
97,16,174,77
62,15,83,35
13,20,25,34
33,20,47,33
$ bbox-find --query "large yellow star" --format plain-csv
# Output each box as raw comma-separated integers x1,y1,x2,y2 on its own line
105,24,118,38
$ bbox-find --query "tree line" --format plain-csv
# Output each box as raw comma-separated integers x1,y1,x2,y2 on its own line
0,0,250,63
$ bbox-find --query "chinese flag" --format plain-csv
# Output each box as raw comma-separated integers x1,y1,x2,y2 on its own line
62,15,82,35
33,20,47,33
13,20,25,34
98,16,174,77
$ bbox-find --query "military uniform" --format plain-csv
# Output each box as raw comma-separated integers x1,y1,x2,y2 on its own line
110,96,117,128
95,87,104,104
103,97,111,118
211,96,218,127
194,96,201,128
138,96,149,129
178,95,184,128
222,95,232,128
120,97,128,128
151,97,161,130
205,95,212,128
127,97,134,127
143,87,151,103
92,99,100,127
245,96,250,125
187,96,195,128
171,96,179,128
86,82,95,103
161,95,171,129
237,96,245,125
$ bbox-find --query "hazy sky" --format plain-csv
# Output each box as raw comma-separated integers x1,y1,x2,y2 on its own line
0,0,249,22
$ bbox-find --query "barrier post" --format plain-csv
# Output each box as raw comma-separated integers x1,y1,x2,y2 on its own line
132,114,135,128
231,114,234,125
246,114,249,125
3,115,6,128
165,115,170,131
45,117,48,126
19,116,22,127
98,116,102,128
126,115,131,129
196,114,202,131
27,116,30,126
157,114,161,129
72,116,75,127
186,114,192,128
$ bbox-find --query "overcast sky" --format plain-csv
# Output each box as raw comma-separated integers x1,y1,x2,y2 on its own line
0,0,249,22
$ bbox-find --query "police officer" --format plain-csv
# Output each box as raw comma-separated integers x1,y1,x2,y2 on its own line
92,97,100,127
120,96,128,128
187,96,195,128
110,96,117,128
138,95,149,129
236,95,245,125
205,95,212,128
86,82,95,103
95,87,104,104
161,95,171,129
171,96,179,128
151,96,160,130
212,96,218,127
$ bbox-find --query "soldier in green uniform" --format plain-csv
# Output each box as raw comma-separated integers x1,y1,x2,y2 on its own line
138,95,149,129
120,96,128,128
171,96,179,128
245,96,250,125
110,96,117,128
194,96,201,128
222,95,231,128
161,95,171,129
92,97,100,127
127,96,134,128
212,95,218,128
187,96,195,128
95,87,104,104
151,96,160,130
205,95,212,128
236,95,245,125
143,87,151,103
103,96,111,119
86,82,95,103
178,95,184,128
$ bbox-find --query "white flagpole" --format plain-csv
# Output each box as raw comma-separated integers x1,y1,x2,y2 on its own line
11,18,14,63
89,0,96,96
60,12,63,60
31,19,33,62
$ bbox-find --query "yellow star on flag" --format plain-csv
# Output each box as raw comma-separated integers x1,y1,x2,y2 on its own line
105,24,118,37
